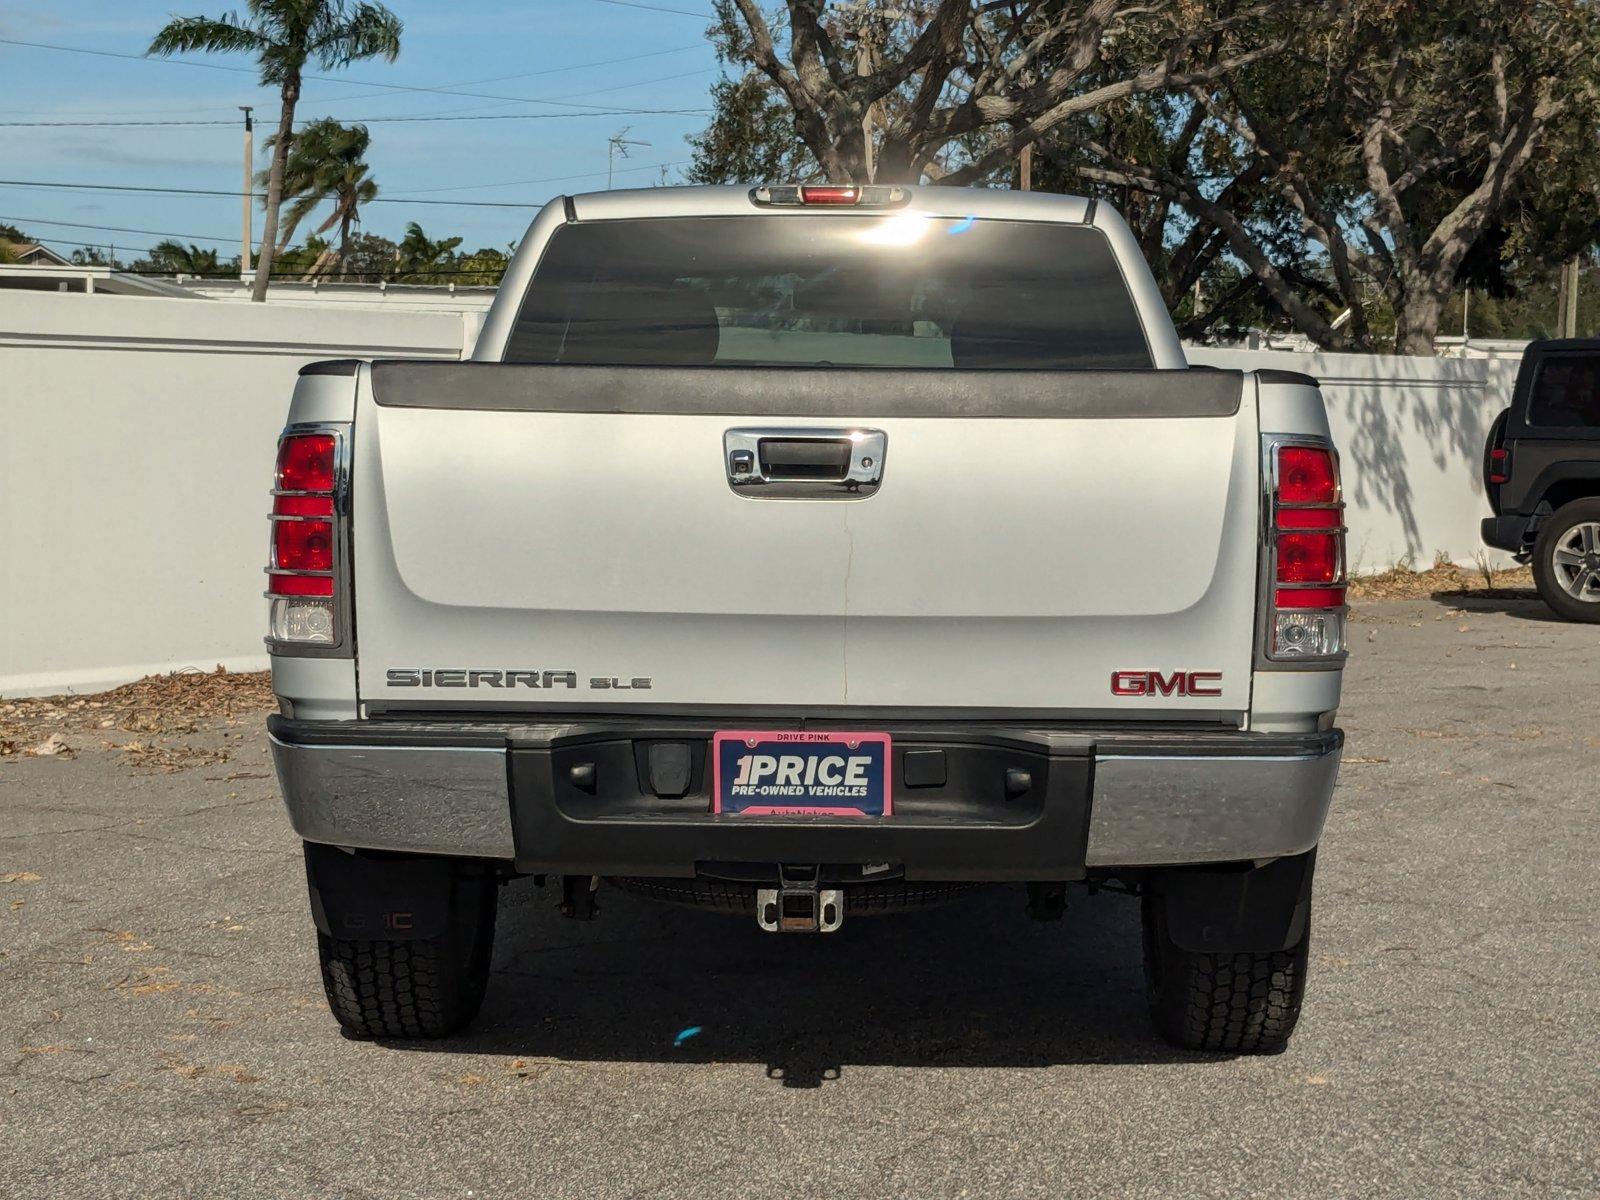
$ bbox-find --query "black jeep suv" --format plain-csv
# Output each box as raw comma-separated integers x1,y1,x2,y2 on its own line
1482,338,1600,622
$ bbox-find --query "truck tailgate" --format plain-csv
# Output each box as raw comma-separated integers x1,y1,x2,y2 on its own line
352,363,1259,715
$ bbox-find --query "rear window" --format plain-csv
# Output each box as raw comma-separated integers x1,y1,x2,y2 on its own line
505,215,1151,370
1529,355,1600,427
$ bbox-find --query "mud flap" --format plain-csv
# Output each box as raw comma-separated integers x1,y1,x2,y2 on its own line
304,841,477,941
1152,849,1315,954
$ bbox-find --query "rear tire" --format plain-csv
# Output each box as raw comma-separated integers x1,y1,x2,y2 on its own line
1141,893,1309,1055
1532,498,1600,623
307,847,498,1040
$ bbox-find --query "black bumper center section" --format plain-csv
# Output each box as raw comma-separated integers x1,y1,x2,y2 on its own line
510,730,1094,881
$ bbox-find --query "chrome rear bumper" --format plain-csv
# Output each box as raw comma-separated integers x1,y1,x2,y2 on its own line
269,717,1341,872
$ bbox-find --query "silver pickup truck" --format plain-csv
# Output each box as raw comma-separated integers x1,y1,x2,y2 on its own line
266,184,1345,1053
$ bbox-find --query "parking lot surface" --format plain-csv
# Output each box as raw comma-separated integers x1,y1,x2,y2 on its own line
3,594,1597,1198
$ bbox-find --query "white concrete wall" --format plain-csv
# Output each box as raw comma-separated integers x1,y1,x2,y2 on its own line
1,292,1516,696
1188,348,1516,575
1,292,473,697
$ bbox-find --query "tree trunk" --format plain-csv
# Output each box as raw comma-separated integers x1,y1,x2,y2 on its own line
1393,289,1444,357
338,207,352,281
252,73,300,303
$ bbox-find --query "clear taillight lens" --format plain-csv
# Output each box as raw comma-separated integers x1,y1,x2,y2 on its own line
1269,442,1346,661
268,430,342,647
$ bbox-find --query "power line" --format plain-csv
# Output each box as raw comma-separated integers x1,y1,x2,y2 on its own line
0,214,235,243
0,177,547,209
0,36,710,115
0,43,710,118
303,44,711,107
397,159,688,194
0,107,707,128
0,155,684,203
586,0,718,16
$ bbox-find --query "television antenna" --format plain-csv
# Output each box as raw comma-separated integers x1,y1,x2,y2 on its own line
607,127,650,190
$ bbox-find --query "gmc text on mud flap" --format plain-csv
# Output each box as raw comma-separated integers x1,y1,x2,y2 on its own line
385,669,652,690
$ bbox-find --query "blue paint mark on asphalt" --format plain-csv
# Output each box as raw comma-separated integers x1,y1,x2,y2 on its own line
674,1026,703,1047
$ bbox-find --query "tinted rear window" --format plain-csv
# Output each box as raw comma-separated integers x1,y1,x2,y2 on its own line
1529,355,1600,427
505,215,1151,370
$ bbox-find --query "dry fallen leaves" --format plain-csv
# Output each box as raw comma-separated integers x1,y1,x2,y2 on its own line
27,734,72,758
115,741,230,774
1348,561,1533,602
2,871,42,884
0,666,274,748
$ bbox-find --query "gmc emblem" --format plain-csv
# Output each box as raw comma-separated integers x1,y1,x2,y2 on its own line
1111,670,1223,697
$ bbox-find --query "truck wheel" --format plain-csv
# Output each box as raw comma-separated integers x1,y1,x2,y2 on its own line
1141,896,1309,1054
1532,499,1600,623
305,845,498,1040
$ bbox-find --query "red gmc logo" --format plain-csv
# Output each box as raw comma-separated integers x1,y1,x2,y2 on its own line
1111,670,1223,697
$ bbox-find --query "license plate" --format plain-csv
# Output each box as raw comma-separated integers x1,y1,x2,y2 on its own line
712,731,892,817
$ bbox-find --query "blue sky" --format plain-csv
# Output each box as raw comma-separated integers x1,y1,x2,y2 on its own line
0,0,724,263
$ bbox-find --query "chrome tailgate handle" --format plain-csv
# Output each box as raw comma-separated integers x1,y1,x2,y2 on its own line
724,427,886,500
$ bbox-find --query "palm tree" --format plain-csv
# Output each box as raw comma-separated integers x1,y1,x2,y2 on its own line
148,1,401,302
264,118,378,280
395,221,462,282
143,240,224,275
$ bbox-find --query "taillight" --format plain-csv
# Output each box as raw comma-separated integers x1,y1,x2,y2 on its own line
1488,446,1510,485
267,428,343,647
1268,441,1346,661
277,432,336,492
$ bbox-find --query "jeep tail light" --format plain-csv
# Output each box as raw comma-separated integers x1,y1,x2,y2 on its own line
1268,441,1346,661
267,428,345,648
1488,446,1510,486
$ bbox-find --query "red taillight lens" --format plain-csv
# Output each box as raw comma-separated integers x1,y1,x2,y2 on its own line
1488,446,1510,485
1276,507,1339,529
277,433,336,492
273,493,334,517
1277,532,1340,583
1277,446,1338,505
274,518,334,571
269,572,334,597
800,185,860,205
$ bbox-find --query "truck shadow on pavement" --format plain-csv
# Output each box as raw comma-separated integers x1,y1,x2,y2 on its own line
399,883,1221,1086
1428,589,1566,623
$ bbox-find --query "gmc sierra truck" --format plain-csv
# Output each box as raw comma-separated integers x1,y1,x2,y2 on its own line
266,184,1346,1054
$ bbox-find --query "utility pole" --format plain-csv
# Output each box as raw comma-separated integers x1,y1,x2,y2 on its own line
1018,143,1033,191
1557,257,1581,338
240,106,254,282
607,128,649,190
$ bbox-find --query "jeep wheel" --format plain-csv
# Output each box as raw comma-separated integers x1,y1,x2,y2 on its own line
1141,894,1309,1055
1532,499,1600,623
305,845,499,1040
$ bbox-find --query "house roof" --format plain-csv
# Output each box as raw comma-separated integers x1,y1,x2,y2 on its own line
6,242,73,267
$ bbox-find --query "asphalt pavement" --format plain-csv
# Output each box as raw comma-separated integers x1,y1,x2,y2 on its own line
2,593,1597,1198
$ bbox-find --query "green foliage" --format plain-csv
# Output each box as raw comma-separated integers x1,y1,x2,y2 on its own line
687,72,814,184
130,241,223,275
0,222,25,264
266,118,376,242
395,222,463,281
453,247,512,286
148,1,402,87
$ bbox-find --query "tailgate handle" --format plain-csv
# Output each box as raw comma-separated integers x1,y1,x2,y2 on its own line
724,427,886,500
